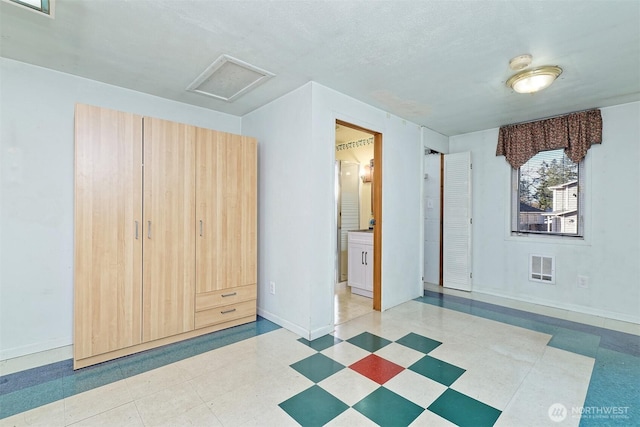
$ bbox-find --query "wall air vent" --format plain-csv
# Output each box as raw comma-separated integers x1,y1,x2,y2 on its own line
186,54,274,102
529,254,555,284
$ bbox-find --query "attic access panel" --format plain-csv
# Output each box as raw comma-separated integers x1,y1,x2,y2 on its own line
186,54,274,102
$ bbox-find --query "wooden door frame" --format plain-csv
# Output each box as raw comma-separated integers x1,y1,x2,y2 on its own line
336,120,382,311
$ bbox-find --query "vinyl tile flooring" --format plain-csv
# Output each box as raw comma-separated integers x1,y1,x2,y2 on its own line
1,288,638,426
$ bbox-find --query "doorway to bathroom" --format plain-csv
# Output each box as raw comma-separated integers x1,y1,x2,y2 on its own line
334,120,382,324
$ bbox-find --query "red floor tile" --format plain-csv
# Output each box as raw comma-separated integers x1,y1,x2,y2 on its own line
349,354,404,384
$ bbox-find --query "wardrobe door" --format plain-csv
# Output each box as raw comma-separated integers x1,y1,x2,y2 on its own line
195,129,257,295
142,117,196,342
74,104,143,363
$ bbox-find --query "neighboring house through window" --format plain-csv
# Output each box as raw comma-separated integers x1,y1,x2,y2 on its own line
512,149,584,237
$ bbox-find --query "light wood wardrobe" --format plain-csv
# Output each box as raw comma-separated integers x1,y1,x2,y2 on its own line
74,104,257,369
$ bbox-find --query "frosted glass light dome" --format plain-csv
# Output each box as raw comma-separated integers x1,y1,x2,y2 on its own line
507,66,563,94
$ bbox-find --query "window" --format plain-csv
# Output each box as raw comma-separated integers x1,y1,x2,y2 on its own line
512,149,584,237
5,0,51,16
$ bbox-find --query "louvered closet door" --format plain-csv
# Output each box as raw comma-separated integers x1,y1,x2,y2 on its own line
443,151,472,291
195,129,257,294
74,104,143,361
143,117,196,342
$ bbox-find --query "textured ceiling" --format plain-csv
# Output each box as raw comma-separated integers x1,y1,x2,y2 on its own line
1,0,638,136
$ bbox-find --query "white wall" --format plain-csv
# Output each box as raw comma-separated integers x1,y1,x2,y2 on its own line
313,83,424,326
0,58,241,360
422,127,449,155
241,83,315,337
243,82,424,339
448,102,640,323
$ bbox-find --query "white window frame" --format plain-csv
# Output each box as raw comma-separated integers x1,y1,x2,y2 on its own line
511,150,585,238
3,0,54,17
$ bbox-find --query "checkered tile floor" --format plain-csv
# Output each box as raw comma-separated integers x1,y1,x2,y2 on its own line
280,332,500,426
4,292,637,426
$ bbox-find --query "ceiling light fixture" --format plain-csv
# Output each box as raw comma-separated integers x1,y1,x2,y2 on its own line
507,65,563,94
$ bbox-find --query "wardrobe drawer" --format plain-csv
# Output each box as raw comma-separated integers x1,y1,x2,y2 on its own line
195,299,256,329
195,284,256,312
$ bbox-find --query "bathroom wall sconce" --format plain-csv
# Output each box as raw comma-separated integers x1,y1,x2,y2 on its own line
507,65,563,94
360,164,372,183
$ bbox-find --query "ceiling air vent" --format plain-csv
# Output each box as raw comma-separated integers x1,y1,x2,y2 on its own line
186,54,274,102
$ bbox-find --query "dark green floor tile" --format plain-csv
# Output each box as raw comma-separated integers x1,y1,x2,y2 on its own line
279,385,348,426
117,349,177,377
508,318,559,335
396,332,442,354
428,388,501,427
347,332,392,352
549,327,601,358
581,347,640,426
290,353,345,383
0,379,64,419
353,387,424,426
298,334,342,352
62,362,124,396
409,355,465,386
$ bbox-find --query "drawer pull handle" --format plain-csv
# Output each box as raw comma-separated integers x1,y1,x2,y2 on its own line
221,292,237,297
221,308,237,314
135,221,139,239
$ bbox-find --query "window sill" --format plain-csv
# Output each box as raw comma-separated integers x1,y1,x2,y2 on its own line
506,232,590,246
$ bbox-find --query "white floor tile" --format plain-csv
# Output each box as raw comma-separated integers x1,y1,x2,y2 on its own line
63,381,133,426
497,347,594,427
67,402,143,427
320,341,370,367
384,370,448,408
324,408,378,426
318,368,379,406
124,363,191,400
239,406,301,427
410,409,458,426
133,381,204,426
1,400,65,427
449,350,534,410
374,342,426,368
153,403,222,427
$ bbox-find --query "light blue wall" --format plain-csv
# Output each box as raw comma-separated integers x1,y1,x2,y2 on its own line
0,58,241,360
241,83,316,337
449,102,640,323
243,82,424,339
4,54,635,364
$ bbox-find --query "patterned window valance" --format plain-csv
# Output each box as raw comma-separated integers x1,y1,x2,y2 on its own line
496,109,602,169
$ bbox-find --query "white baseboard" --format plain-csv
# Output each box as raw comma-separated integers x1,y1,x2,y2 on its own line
0,345,73,376
258,308,310,339
258,308,335,341
309,324,335,341
0,337,71,363
469,288,640,325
